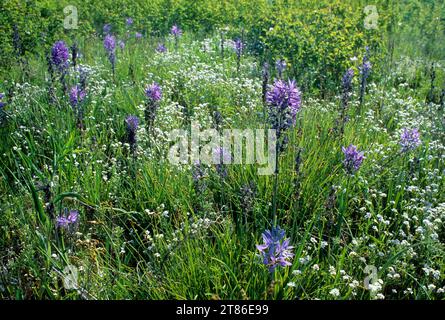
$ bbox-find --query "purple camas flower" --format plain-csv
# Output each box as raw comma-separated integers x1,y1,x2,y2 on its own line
266,79,302,155
342,144,364,174
145,82,162,102
212,146,232,164
118,40,125,50
171,24,182,37
276,59,286,78
50,41,69,94
135,32,142,39
233,38,243,56
359,48,372,106
144,83,162,134
287,80,302,123
267,79,302,128
192,160,207,193
342,68,354,99
400,128,421,152
51,41,69,71
125,115,139,133
256,226,294,272
126,18,133,26
266,80,301,113
125,115,139,155
360,61,372,79
69,86,86,107
156,43,167,53
361,47,371,74
337,68,355,137
56,210,79,229
69,85,86,130
213,146,231,178
240,182,256,215
267,80,287,107
192,160,205,182
104,34,116,53
104,35,116,74
233,38,244,72
103,23,112,35
171,24,182,50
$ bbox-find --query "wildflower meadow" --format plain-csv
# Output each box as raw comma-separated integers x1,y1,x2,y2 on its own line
0,0,444,302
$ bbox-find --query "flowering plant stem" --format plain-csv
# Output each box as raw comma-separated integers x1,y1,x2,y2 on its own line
272,168,279,228
271,117,281,228
336,176,351,238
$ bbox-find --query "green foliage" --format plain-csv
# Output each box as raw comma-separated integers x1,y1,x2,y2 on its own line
0,0,63,68
251,1,384,93
1,0,444,93
1,0,444,301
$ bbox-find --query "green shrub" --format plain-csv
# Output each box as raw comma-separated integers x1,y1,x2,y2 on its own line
245,1,385,94
0,0,443,94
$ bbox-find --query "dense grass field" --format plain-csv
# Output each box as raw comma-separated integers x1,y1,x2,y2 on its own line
1,0,445,300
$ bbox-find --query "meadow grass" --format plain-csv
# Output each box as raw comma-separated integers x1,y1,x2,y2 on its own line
0,20,444,300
